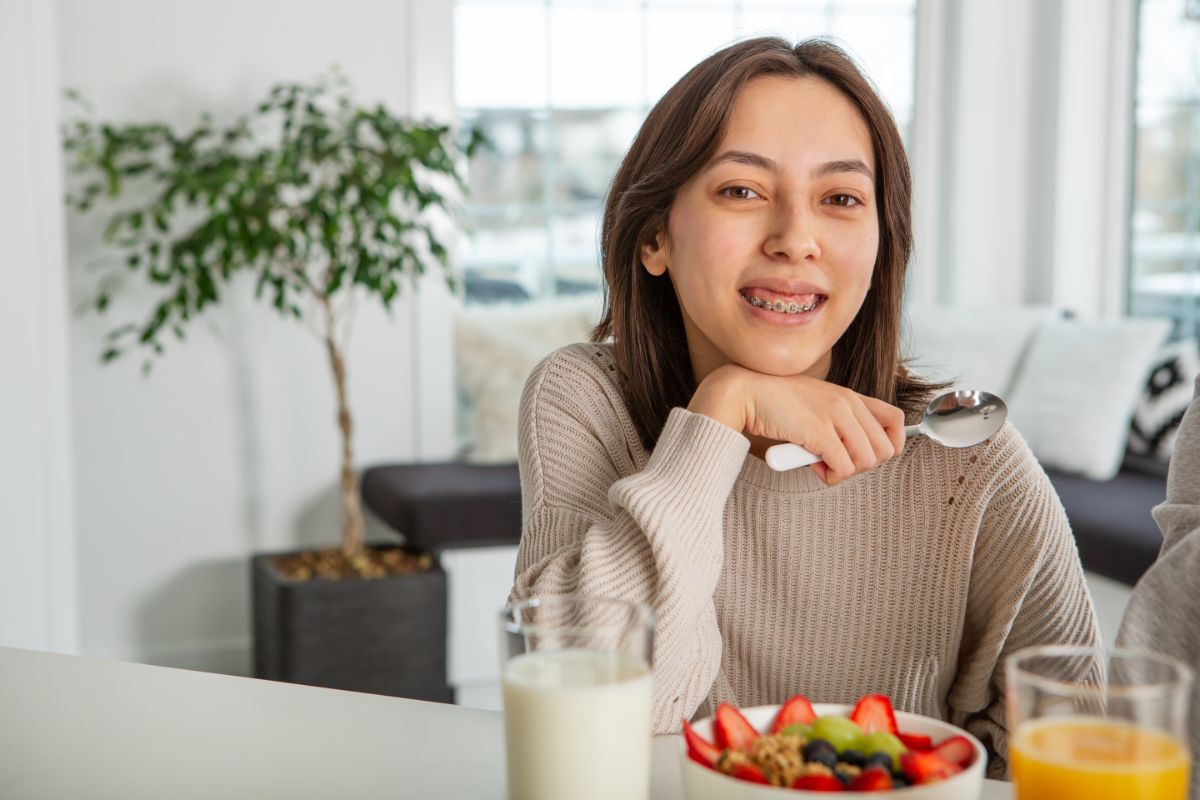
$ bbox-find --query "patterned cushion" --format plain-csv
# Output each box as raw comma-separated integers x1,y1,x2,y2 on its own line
1128,338,1200,465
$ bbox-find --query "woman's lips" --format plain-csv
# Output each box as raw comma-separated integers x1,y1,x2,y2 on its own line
738,290,826,320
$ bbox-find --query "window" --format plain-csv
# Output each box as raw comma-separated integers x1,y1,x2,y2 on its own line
454,0,918,303
1129,0,1200,338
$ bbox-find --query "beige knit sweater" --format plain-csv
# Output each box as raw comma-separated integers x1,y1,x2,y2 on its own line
511,343,1100,778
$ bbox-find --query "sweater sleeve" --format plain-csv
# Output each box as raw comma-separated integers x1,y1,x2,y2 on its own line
946,425,1101,779
1117,374,1200,798
510,347,751,733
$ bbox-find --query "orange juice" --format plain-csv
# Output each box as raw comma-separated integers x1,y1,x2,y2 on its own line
1011,717,1190,800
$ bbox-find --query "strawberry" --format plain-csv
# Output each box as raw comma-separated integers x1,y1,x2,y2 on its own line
732,762,770,784
850,694,899,735
931,734,975,768
791,774,845,791
770,694,817,734
713,703,759,752
898,731,933,751
900,749,962,785
681,719,721,769
849,765,894,791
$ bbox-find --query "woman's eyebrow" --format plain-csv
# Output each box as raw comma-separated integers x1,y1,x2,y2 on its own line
705,150,874,181
813,158,874,181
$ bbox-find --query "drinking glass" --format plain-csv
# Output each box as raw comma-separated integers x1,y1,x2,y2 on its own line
1007,645,1193,800
499,595,655,800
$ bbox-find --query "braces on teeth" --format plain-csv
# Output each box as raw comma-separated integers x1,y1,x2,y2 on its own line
742,294,820,314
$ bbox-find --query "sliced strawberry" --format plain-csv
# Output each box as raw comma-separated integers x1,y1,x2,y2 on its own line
850,694,899,735
898,731,933,751
682,719,721,769
849,765,894,791
931,734,975,768
713,703,759,752
900,749,962,785
770,694,818,734
731,762,770,784
791,774,845,791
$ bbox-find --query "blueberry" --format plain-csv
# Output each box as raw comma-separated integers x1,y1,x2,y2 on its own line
803,740,839,771
840,749,867,767
803,739,836,759
804,739,836,755
834,769,855,786
891,771,911,787
864,752,894,770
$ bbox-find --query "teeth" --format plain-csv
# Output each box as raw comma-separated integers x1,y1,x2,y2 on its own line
742,293,819,314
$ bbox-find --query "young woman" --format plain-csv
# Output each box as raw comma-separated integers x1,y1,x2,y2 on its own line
509,37,1098,778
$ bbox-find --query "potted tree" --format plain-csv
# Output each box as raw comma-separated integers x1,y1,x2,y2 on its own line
63,70,483,699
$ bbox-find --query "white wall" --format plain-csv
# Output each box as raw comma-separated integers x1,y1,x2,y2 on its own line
56,0,454,672
0,0,78,655
918,0,1135,316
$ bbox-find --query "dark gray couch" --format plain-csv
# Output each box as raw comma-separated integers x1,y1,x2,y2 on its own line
363,460,1166,587
1045,464,1166,586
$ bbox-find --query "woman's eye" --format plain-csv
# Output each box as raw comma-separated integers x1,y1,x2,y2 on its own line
721,186,762,201
825,193,861,207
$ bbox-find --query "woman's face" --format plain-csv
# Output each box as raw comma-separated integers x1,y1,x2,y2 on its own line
641,75,879,383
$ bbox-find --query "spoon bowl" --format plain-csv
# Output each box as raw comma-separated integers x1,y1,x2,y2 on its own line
765,389,1008,472
918,389,1008,447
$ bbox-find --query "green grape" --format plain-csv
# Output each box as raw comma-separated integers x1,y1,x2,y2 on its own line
808,715,865,753
861,731,907,769
779,723,812,739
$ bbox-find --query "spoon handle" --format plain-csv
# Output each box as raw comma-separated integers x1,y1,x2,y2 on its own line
763,443,820,470
765,424,925,472
764,443,821,471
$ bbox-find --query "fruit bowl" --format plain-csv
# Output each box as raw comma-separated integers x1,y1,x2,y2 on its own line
681,703,987,800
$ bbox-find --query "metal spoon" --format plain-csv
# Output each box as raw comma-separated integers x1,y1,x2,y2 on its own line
764,390,1009,472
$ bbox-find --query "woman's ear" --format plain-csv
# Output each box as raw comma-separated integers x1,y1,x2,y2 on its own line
640,231,669,277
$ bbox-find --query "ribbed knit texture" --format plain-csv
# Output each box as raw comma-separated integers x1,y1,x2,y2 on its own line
1118,374,1200,800
512,343,1100,779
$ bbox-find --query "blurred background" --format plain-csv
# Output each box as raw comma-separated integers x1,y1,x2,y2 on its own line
2,0,1197,706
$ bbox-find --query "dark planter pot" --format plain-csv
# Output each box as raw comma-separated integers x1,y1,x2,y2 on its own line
252,545,453,702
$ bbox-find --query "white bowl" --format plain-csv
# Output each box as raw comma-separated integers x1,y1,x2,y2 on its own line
681,703,987,800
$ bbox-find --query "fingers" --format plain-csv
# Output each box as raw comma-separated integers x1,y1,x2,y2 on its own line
838,402,880,473
817,396,906,487
811,424,855,480
863,396,907,456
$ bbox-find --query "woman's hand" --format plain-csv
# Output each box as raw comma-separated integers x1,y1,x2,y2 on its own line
687,364,906,486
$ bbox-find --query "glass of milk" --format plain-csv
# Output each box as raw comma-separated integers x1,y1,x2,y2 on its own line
499,595,655,800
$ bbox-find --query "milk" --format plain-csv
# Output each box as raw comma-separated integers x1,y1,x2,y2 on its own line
502,648,652,800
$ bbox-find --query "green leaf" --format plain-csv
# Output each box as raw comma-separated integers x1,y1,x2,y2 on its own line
61,71,478,389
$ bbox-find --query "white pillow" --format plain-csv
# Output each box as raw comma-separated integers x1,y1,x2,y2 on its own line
1006,316,1172,480
902,303,1060,396
454,295,602,463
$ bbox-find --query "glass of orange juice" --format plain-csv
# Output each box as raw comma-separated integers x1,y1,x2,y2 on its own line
1007,645,1193,800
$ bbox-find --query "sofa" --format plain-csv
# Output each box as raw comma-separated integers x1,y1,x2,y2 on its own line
362,299,1195,707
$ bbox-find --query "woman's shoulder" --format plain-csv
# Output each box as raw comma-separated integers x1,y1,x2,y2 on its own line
520,341,643,456
523,341,622,406
904,419,1047,498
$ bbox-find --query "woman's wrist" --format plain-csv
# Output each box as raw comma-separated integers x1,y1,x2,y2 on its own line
688,365,749,433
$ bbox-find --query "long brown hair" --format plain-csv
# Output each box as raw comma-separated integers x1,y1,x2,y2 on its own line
593,36,940,452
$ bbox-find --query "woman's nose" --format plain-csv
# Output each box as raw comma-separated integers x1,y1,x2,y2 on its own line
763,200,821,262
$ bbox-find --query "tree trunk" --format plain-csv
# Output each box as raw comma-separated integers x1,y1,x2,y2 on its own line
324,324,364,558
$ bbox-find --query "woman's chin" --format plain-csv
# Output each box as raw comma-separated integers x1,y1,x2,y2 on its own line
731,351,826,378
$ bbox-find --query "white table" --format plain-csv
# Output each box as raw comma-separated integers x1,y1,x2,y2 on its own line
0,647,1013,798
